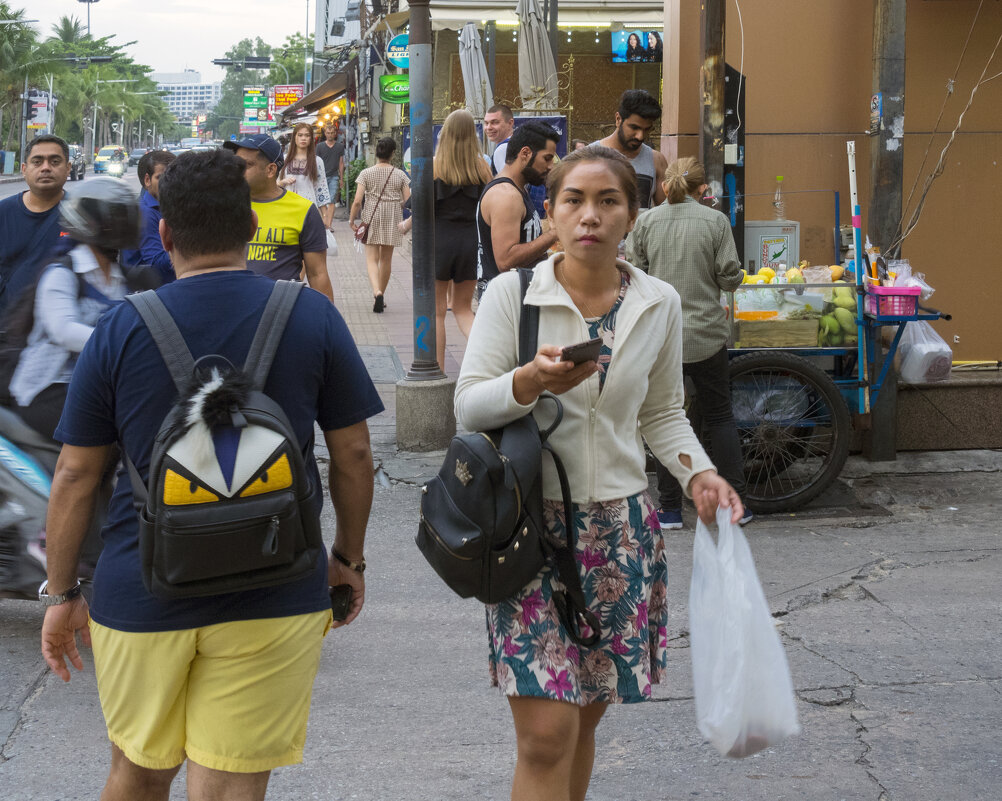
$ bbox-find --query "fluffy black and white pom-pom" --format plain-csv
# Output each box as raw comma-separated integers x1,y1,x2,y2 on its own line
180,367,253,469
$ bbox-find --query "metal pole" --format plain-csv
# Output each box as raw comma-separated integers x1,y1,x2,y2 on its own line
548,0,559,72
405,0,442,380
47,74,54,135
863,0,907,461
304,0,311,90
487,20,496,98
699,0,726,200
20,72,28,168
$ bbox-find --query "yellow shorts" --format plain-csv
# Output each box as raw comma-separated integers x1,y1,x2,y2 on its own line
89,610,332,773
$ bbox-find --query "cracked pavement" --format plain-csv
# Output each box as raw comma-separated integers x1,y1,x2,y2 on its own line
2,453,999,799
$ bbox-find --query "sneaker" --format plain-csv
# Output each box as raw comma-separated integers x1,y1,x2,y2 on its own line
738,507,754,526
656,508,683,530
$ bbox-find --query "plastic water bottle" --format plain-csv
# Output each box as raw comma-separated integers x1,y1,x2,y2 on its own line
773,176,785,220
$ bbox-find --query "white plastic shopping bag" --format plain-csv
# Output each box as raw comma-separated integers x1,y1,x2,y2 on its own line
896,320,952,383
326,229,339,257
689,507,800,758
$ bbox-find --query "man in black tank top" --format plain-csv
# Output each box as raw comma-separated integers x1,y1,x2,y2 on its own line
476,121,560,294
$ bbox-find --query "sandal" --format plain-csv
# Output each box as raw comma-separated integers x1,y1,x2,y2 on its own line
373,294,384,313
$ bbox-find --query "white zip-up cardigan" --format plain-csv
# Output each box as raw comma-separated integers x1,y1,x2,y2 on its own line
455,254,716,504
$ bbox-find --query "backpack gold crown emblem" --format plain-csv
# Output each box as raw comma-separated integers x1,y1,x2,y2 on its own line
454,459,473,486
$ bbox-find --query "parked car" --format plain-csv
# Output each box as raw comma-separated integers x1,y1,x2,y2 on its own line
67,144,86,181
128,147,149,166
93,146,128,174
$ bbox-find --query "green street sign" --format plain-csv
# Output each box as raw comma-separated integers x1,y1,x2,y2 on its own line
379,74,410,104
243,87,268,109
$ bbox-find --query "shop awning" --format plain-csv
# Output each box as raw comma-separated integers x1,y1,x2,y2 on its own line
367,1,664,33
364,0,661,34
281,71,350,117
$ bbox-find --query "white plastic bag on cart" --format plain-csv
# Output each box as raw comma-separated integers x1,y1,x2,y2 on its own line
896,321,952,383
689,507,800,758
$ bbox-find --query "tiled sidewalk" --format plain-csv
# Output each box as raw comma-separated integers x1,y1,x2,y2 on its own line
325,218,468,477
327,219,469,374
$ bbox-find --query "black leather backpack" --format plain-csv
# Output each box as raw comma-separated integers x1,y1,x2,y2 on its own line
125,281,324,600
416,270,600,647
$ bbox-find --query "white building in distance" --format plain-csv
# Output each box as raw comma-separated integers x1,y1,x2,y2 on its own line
152,70,222,122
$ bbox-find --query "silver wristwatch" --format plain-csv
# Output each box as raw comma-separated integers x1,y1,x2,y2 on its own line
38,581,83,607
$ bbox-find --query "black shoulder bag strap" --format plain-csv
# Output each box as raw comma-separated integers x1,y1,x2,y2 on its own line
516,267,601,648
243,280,304,390
517,268,538,366
122,290,197,509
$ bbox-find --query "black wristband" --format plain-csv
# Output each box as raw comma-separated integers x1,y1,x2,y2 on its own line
331,548,366,573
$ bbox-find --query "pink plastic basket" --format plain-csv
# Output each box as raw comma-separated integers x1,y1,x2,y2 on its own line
864,284,920,317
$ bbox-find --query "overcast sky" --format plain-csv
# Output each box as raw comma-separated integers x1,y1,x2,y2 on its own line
20,0,315,83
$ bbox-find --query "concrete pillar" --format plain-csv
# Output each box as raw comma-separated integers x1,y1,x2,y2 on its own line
396,377,456,451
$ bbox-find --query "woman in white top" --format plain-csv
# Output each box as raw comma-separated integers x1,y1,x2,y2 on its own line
455,146,742,801
278,123,332,227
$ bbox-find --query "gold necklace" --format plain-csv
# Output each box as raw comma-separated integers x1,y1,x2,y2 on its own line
559,262,616,319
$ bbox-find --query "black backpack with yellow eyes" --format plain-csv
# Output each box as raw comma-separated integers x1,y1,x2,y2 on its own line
124,281,324,600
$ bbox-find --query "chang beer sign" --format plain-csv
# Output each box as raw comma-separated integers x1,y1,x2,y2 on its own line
379,74,410,104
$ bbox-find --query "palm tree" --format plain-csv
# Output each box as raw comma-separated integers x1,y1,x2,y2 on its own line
0,3,42,150
49,15,86,45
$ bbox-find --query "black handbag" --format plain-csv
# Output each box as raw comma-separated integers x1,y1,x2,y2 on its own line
416,270,600,647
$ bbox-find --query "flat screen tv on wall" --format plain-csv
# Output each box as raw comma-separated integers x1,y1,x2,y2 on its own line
611,30,664,64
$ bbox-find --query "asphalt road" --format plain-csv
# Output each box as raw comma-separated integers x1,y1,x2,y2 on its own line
1,450,1000,800
0,168,138,202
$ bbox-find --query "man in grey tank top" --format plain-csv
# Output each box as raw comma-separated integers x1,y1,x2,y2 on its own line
591,89,668,210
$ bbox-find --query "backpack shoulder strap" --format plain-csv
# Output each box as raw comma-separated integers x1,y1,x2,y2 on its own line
517,268,538,367
125,291,196,392
244,280,304,391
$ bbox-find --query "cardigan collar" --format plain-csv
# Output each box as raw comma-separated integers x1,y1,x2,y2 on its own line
523,252,666,310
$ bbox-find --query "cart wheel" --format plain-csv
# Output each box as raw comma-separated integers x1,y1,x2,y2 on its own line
729,351,850,513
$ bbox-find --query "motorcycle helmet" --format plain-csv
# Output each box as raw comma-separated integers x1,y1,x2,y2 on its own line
58,177,141,250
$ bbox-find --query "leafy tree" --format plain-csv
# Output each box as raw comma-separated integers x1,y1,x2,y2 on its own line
269,32,314,89
203,37,273,141
40,30,175,152
0,2,44,150
204,33,314,141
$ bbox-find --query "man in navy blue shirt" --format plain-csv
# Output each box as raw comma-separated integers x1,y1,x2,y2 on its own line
0,135,71,313
40,149,383,800
120,149,176,283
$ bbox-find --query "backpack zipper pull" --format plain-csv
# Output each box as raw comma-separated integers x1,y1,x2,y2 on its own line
501,454,516,490
262,516,280,556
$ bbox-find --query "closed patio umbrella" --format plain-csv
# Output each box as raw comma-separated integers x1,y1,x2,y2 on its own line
459,22,493,119
516,0,558,113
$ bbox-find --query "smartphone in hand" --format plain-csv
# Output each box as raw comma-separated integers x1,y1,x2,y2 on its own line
329,584,353,621
560,337,603,365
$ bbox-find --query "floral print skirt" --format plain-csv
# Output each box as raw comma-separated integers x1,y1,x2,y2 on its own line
485,492,667,706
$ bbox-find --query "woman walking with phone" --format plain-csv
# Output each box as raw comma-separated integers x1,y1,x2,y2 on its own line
349,137,410,312
455,146,742,801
